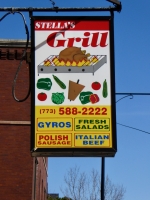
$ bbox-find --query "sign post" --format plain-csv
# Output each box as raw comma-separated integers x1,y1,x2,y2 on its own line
31,16,117,157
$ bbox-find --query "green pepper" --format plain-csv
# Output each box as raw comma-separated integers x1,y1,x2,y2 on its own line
102,79,108,98
37,78,52,90
79,91,93,104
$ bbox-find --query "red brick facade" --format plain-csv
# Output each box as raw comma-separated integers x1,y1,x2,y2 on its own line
0,40,48,200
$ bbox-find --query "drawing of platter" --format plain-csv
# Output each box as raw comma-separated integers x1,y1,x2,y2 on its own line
37,55,107,75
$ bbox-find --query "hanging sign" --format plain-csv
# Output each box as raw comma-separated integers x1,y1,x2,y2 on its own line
31,16,117,157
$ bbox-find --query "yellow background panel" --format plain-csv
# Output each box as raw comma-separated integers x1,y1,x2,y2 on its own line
36,117,73,131
36,133,72,148
74,133,111,147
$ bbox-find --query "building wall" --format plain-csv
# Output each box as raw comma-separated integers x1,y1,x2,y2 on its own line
0,40,48,200
35,157,48,200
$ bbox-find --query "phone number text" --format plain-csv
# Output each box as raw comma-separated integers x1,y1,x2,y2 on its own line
40,107,107,115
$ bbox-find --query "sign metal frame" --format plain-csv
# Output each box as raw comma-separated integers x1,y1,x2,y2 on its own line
31,16,117,157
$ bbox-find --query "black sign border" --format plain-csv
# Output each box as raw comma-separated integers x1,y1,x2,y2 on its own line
30,16,117,157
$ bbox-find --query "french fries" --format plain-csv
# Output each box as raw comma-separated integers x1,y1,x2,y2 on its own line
43,55,99,67
43,60,51,66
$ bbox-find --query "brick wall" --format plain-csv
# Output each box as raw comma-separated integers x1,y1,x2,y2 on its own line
35,157,48,200
0,42,48,200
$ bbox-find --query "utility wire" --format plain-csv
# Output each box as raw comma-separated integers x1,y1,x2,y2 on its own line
12,11,30,102
0,11,11,21
116,94,150,135
116,94,133,103
50,0,56,8
117,122,150,134
0,11,30,102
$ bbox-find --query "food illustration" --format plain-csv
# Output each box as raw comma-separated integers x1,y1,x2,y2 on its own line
79,92,100,104
51,92,65,104
52,75,66,89
89,94,100,104
91,81,101,90
68,80,85,101
37,92,47,101
42,47,98,67
51,54,98,66
36,48,108,104
79,91,93,104
37,78,52,90
44,59,51,66
59,47,90,63
102,79,108,98
37,47,107,74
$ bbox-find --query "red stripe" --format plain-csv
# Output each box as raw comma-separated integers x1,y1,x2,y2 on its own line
34,20,109,31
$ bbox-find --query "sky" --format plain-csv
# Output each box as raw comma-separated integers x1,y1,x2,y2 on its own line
1,0,150,200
